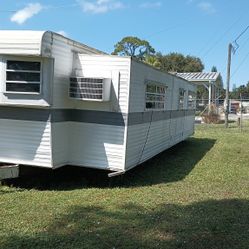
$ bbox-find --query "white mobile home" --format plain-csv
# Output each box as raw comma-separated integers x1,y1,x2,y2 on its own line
0,30,196,176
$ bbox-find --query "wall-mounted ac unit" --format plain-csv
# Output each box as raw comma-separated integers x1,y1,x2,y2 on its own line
69,77,111,101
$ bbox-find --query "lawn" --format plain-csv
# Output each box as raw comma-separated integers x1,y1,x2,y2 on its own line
1,124,249,249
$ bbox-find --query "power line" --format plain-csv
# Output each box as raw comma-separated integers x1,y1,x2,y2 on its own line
232,25,249,53
231,49,249,80
229,25,249,80
144,16,194,40
199,15,244,58
220,34,249,78
144,24,181,39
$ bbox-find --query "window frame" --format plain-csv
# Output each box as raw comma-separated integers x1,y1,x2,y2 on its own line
188,90,196,109
178,88,186,110
145,81,167,111
4,57,43,95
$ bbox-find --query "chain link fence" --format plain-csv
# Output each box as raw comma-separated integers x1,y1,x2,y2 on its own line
195,98,249,130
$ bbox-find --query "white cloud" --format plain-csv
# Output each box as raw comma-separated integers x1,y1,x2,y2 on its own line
140,2,162,8
57,30,68,37
10,3,43,25
77,0,124,14
197,1,216,14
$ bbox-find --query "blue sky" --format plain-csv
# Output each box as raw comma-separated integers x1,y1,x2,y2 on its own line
1,0,249,87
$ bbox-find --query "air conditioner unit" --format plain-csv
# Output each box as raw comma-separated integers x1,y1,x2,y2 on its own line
69,77,111,101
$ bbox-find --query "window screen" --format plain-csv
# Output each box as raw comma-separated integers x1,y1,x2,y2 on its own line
146,83,166,110
6,60,41,93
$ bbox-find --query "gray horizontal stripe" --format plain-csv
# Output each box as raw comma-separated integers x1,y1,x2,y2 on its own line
128,109,195,125
170,110,185,119
51,109,126,126
0,107,50,122
185,110,196,116
128,112,152,126
153,110,171,122
0,107,195,126
0,107,126,126
50,109,70,122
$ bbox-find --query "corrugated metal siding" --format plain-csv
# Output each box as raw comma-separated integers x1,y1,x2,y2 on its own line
0,30,45,55
125,120,171,167
49,42,128,169
183,115,195,138
47,34,104,109
125,60,196,170
51,122,69,168
129,60,175,112
49,34,74,109
125,117,190,169
68,122,126,171
0,119,52,167
48,34,104,167
76,55,131,113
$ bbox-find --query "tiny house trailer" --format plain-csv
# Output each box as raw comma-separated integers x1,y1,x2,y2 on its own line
0,30,196,176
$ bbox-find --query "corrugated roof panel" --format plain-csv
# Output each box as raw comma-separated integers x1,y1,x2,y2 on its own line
176,72,220,82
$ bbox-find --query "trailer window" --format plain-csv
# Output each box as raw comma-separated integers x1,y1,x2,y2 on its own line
188,91,196,109
6,60,41,94
146,84,166,110
178,88,185,110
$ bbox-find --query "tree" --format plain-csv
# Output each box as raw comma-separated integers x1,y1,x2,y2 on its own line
230,82,249,99
144,55,161,68
155,52,204,73
211,65,224,98
213,66,225,99
112,36,155,61
184,55,204,72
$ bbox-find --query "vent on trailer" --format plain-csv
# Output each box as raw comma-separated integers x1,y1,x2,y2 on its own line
69,77,111,101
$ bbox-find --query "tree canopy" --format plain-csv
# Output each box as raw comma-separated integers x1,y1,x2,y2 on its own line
230,82,249,99
112,36,155,60
112,36,204,72
155,52,204,73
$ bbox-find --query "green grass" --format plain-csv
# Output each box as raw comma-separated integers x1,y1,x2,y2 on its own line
1,124,249,249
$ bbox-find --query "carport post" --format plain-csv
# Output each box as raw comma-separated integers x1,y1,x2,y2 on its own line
208,81,212,113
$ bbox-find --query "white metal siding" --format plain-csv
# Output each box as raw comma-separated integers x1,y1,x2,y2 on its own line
48,34,106,167
0,30,45,56
0,119,52,167
50,48,128,169
68,122,126,171
51,122,69,168
125,60,196,170
75,55,131,113
47,34,103,109
129,60,177,112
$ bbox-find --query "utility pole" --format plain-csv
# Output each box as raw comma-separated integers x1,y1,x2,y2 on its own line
225,43,233,128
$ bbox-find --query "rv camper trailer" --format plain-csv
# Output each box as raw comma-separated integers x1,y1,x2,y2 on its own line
0,30,196,176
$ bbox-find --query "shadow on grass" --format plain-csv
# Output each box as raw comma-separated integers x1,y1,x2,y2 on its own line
3,137,216,190
1,199,249,249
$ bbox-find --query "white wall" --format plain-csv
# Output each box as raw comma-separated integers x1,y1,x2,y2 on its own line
74,55,131,113
125,60,196,170
51,54,131,171
0,119,52,167
68,122,126,171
